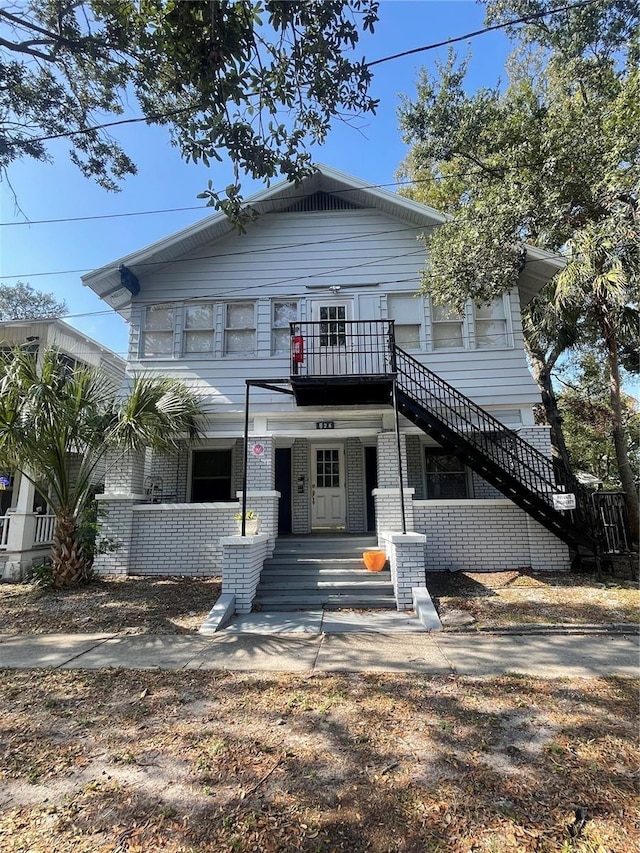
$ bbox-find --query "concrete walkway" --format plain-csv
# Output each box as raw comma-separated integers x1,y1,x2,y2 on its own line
1,619,638,677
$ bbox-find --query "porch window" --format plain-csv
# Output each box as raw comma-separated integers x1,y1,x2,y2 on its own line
388,294,422,349
272,301,297,355
424,450,470,499
431,302,464,350
224,302,255,355
184,303,215,353
142,306,174,357
474,297,508,348
191,450,233,501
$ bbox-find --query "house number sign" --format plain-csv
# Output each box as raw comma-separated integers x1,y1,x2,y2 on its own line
316,421,335,430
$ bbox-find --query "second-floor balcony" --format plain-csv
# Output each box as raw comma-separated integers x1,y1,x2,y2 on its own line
289,320,396,406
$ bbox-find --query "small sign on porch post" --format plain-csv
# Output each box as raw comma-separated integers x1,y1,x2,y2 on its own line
553,493,576,511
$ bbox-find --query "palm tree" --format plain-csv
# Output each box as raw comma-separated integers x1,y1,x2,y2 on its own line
553,213,640,545
0,347,203,587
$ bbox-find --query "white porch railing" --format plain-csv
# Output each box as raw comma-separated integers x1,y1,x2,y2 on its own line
34,514,56,545
0,515,10,549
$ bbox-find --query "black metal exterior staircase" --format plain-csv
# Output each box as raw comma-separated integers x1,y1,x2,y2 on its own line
392,346,600,553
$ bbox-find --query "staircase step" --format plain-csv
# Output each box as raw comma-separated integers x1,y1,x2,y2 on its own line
255,535,392,611
254,593,396,611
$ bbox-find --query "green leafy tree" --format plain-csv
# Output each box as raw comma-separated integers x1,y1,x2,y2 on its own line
396,0,639,541
0,1,379,213
558,351,639,490
0,347,203,587
0,282,67,320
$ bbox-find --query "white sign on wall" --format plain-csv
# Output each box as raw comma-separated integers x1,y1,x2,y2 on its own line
553,493,576,511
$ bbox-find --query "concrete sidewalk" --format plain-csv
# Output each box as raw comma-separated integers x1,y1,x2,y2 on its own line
1,628,638,677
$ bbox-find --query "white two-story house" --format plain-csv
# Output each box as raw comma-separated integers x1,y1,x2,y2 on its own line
83,165,597,615
0,319,125,580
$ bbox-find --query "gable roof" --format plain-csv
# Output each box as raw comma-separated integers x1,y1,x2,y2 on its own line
82,164,563,317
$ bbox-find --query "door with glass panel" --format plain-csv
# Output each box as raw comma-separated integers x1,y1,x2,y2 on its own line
309,300,352,376
311,444,346,529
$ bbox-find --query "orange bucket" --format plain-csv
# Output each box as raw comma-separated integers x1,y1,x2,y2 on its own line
363,550,386,572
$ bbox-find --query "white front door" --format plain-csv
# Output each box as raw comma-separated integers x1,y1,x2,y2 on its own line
309,299,353,376
311,444,346,529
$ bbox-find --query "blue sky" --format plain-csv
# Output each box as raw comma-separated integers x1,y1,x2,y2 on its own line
0,1,512,358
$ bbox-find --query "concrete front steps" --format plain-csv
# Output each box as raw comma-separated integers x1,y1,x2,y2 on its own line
254,534,396,611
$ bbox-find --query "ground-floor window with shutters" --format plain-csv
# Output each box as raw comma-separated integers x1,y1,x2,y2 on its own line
191,450,233,501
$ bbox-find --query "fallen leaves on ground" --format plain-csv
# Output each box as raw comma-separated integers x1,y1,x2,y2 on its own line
0,576,221,635
427,571,639,629
0,671,638,852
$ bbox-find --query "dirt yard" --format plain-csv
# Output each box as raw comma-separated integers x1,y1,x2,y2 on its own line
0,670,637,853
0,570,637,635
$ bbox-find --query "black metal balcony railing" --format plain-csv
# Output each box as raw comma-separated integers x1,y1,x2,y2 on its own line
289,320,393,377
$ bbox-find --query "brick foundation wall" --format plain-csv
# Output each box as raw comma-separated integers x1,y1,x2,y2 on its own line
413,499,570,572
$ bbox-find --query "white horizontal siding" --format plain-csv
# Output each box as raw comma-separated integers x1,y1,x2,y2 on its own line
127,206,540,412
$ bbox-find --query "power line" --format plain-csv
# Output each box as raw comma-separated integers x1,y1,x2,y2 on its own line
0,224,432,279
2,0,603,152
367,0,604,67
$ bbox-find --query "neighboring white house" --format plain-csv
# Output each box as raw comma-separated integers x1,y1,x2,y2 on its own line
0,319,125,580
82,165,589,613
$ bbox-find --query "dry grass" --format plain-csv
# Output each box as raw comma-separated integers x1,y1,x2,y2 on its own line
1,570,637,637
427,571,639,630
0,670,638,852
0,576,221,635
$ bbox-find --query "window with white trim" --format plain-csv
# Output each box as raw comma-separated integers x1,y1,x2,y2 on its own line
424,450,470,499
272,301,297,355
191,449,233,501
184,303,215,354
142,306,174,357
224,302,255,355
388,294,422,349
431,302,464,349
474,297,508,348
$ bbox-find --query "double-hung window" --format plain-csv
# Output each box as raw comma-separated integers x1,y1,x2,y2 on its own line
474,297,508,348
431,302,464,349
424,450,470,499
142,306,174,357
272,301,297,355
388,294,422,349
224,302,255,355
184,303,215,354
191,449,233,501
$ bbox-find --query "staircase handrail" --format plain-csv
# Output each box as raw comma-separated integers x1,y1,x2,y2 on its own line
393,345,596,531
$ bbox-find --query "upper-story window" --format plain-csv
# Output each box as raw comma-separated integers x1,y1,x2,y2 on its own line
272,301,297,355
184,303,214,354
388,294,422,349
474,297,508,348
224,302,255,356
142,306,174,357
431,302,464,350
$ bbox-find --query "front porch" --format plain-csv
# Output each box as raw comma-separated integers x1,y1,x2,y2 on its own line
0,471,57,580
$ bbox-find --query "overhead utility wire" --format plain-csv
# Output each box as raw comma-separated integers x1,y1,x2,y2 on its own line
0,224,432,279
5,0,602,150
366,0,603,66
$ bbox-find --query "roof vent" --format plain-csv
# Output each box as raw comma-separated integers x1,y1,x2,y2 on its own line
280,191,361,213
